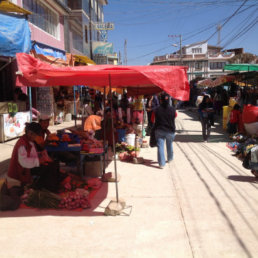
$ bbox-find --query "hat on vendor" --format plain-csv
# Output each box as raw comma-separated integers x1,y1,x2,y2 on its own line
39,114,51,121
25,122,42,135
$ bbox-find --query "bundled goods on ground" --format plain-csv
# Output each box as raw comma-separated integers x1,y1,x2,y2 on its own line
227,133,258,177
116,142,140,162
20,175,102,210
21,188,61,209
59,189,91,209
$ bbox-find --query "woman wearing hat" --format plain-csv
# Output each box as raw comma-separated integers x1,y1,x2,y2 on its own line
7,122,45,187
7,122,61,192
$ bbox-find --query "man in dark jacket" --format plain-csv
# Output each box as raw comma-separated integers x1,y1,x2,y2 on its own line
154,94,176,168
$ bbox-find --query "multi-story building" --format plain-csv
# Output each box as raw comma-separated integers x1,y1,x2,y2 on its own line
12,0,114,64
7,0,116,118
152,41,240,81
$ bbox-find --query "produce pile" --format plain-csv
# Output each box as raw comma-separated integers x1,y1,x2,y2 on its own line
59,189,91,210
20,175,102,210
46,133,80,147
116,142,140,162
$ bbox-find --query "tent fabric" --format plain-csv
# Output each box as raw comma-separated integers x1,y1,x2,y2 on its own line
16,53,190,101
0,0,32,15
0,13,31,57
32,42,66,61
224,64,258,72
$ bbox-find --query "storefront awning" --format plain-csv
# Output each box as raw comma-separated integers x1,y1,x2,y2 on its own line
197,75,235,88
74,55,96,65
30,50,74,67
0,13,31,57
0,0,32,15
224,64,258,72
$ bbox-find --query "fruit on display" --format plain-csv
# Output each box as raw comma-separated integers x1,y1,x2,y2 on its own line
47,133,59,142
61,134,72,142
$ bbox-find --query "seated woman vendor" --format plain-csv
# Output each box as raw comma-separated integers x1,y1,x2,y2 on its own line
84,110,104,140
7,122,61,192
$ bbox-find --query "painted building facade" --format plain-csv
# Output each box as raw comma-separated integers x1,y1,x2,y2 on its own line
152,41,238,81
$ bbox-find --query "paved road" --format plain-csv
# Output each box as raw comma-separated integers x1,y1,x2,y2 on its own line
172,109,258,258
0,110,257,258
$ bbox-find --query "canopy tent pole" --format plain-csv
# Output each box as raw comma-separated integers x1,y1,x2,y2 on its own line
109,75,119,203
103,86,106,175
142,98,145,139
28,87,32,122
73,86,77,127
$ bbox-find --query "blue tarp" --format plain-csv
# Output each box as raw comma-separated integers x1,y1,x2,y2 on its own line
33,42,66,60
0,13,31,57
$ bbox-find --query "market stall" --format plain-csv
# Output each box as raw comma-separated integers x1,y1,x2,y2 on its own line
0,10,32,142
15,52,190,211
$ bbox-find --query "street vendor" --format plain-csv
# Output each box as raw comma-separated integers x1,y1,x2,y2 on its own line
7,122,61,192
39,114,51,141
84,110,104,140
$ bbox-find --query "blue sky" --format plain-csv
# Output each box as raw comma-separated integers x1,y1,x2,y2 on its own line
104,0,258,65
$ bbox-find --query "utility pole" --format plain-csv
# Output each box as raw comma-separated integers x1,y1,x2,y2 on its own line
124,39,127,65
168,34,182,65
217,24,222,47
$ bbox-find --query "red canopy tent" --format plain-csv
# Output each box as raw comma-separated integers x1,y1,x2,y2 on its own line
15,53,190,100
15,53,190,208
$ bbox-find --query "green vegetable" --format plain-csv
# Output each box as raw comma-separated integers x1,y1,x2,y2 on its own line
25,189,61,209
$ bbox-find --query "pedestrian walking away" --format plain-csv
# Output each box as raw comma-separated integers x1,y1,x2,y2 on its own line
198,95,214,142
153,93,176,168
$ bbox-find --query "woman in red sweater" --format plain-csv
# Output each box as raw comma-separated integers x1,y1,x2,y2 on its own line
227,104,241,135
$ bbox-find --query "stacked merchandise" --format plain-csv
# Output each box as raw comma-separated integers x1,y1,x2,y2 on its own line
116,142,140,162
227,133,258,177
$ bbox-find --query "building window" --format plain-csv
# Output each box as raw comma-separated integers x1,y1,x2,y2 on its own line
195,62,202,70
23,0,59,38
192,48,202,54
68,0,82,9
84,26,88,44
72,31,83,52
210,62,226,70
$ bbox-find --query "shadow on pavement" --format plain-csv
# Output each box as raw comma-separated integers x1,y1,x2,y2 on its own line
228,175,258,183
142,159,160,169
175,134,228,143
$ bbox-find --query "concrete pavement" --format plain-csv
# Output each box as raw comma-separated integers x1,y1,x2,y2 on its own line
0,110,258,258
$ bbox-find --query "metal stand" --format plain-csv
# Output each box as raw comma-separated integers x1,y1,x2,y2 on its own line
109,78,119,203
28,87,32,122
103,86,106,175
73,86,77,127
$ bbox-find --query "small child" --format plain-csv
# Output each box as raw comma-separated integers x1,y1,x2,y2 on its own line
227,104,241,135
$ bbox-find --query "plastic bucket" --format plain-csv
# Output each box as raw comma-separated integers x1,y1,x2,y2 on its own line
65,113,72,122
125,133,136,146
117,128,126,142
